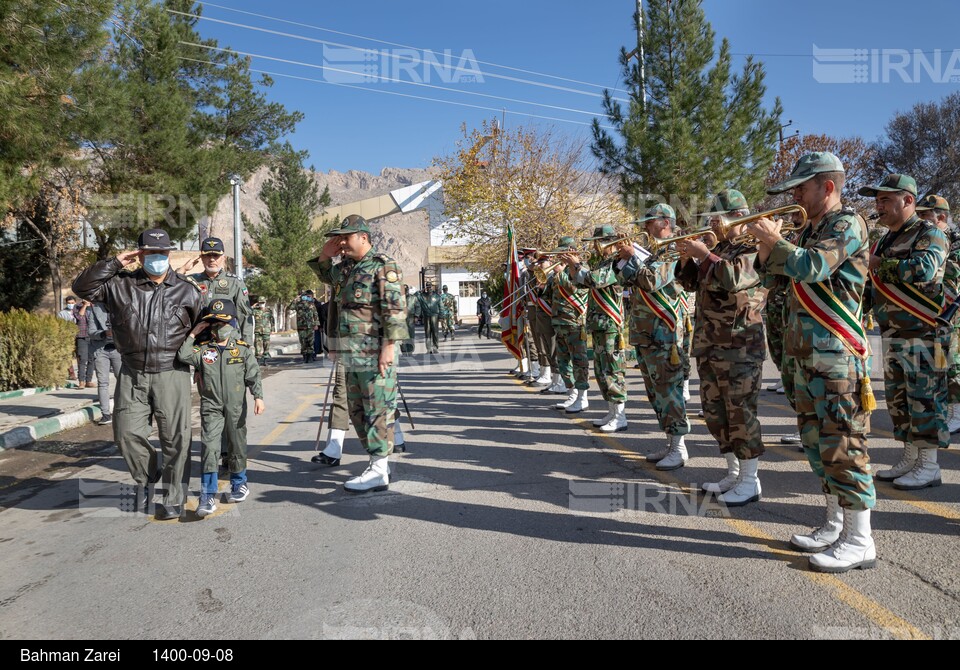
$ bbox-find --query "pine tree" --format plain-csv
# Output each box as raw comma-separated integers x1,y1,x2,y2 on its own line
592,0,782,222
245,144,332,314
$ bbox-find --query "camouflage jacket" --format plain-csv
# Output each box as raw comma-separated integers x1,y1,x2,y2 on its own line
944,226,960,300
620,254,683,346
440,291,458,318
573,256,625,334
757,204,869,358
678,240,765,363
309,248,408,361
288,297,320,331
550,269,588,328
190,268,252,340
869,214,947,338
251,306,274,335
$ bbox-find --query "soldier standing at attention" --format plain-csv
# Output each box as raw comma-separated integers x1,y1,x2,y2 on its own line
549,238,590,409
309,215,407,493
677,190,766,504
619,204,691,465
251,297,274,366
178,237,253,341
861,175,948,491
750,152,876,572
289,290,320,363
178,299,264,517
73,228,203,520
440,285,458,340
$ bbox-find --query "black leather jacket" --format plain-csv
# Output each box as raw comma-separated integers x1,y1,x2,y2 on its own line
72,258,203,373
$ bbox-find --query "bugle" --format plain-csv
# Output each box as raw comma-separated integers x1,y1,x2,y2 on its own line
634,228,719,261
704,204,807,246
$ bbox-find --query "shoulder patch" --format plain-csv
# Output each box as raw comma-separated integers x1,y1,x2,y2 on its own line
833,219,850,233
385,269,401,283
916,236,931,251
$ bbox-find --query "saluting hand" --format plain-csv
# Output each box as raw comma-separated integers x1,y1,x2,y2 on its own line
190,321,211,337
177,256,201,273
115,250,140,267
321,237,342,260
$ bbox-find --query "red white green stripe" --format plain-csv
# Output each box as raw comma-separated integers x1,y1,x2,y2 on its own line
870,272,943,327
557,283,587,315
590,286,624,327
792,280,868,358
637,289,679,331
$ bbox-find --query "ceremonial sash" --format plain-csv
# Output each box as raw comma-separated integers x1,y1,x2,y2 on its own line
678,292,690,313
590,286,624,327
869,241,944,327
557,283,587,315
637,289,679,332
533,292,553,316
792,280,868,359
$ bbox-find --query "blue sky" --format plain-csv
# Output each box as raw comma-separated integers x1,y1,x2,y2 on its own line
187,0,960,174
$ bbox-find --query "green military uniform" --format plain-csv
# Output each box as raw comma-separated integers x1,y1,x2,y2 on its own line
289,293,320,361
440,287,459,339
551,263,589,391
528,278,557,375
414,288,441,354
251,301,274,364
190,268,253,342
401,288,417,354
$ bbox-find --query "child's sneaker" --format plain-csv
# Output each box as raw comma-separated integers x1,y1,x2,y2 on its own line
196,493,217,518
227,484,249,503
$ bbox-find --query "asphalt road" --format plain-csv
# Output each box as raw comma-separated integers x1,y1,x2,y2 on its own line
0,332,957,640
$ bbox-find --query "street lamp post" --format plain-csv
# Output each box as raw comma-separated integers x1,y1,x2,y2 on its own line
228,174,243,277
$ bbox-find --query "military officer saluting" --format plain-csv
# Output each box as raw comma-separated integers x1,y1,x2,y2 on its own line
179,237,253,341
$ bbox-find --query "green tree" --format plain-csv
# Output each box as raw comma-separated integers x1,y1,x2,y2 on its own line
245,144,332,318
0,220,50,311
592,0,782,223
0,0,112,212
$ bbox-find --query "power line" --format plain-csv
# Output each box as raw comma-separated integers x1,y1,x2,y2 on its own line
177,56,614,130
199,1,632,95
181,41,606,119
166,8,630,103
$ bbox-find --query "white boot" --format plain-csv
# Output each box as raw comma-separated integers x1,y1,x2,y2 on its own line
565,388,589,413
592,401,617,427
524,361,540,380
765,380,784,393
532,365,552,386
808,508,876,573
790,494,843,552
514,358,530,377
875,442,918,482
547,374,567,394
893,448,942,490
646,435,672,463
718,458,761,507
344,455,390,493
554,388,577,410
948,404,960,433
780,431,802,444
682,380,691,401
701,453,740,493
600,403,628,433
656,435,687,471
394,421,405,452
323,428,345,459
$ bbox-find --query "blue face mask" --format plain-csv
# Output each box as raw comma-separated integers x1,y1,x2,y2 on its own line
143,254,170,276
302,295,313,302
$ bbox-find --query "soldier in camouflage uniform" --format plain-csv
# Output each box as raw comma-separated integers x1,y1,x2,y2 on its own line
528,255,559,388
620,204,690,464
565,225,627,421
548,238,590,408
180,237,253,342
440,285,458,340
288,290,320,363
309,215,407,493
916,195,960,432
251,297,274,366
861,175,948,491
751,152,876,572
178,299,264,517
677,190,766,506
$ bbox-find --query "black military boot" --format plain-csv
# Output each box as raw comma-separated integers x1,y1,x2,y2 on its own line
302,353,310,364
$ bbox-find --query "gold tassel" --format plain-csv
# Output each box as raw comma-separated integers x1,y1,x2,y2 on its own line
935,340,947,370
865,313,874,331
860,377,877,412
685,314,693,333
670,344,680,366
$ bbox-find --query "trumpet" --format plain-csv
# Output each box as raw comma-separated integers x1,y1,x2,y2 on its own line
634,228,720,261
533,260,563,284
705,204,808,246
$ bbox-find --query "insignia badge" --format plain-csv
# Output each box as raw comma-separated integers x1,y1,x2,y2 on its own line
149,232,164,239
212,300,224,311
218,279,228,288
916,237,931,250
385,270,399,283
230,348,240,357
355,288,363,299
833,220,849,233
206,240,217,248
200,284,208,294
202,349,219,364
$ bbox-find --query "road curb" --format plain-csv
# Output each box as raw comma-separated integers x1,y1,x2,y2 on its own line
0,404,101,452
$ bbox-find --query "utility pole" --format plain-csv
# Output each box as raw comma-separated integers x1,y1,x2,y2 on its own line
779,119,797,145
625,1,646,108
228,174,243,277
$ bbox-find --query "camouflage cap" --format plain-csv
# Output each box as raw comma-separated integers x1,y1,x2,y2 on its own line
582,224,619,241
915,194,950,212
766,151,845,194
702,189,749,215
637,203,676,223
548,235,576,253
325,214,370,237
858,173,918,198
200,237,225,255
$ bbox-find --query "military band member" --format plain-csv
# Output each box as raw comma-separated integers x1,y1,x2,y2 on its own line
751,151,876,572
620,204,690,464
528,256,558,388
564,225,627,423
677,190,766,505
549,238,590,409
309,215,406,493
862,175,948,491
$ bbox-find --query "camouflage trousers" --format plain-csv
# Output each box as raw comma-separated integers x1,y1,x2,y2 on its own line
400,317,416,354
254,333,271,359
297,328,314,355
554,323,589,390
792,352,875,510
948,326,960,404
697,356,764,460
441,314,456,335
529,308,556,368
681,314,693,380
883,335,949,449
592,330,627,403
634,334,689,435
343,356,398,457
765,289,787,374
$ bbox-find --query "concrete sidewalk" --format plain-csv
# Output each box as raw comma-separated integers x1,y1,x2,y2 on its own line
0,334,304,451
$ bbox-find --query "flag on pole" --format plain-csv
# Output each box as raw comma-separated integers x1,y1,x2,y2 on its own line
500,225,525,360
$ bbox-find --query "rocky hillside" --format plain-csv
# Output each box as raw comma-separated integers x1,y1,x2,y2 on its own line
206,166,436,285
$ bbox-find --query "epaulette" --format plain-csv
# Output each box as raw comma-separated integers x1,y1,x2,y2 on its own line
235,339,250,347
181,275,202,292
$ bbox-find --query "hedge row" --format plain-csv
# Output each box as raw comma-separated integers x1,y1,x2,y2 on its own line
0,309,77,392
